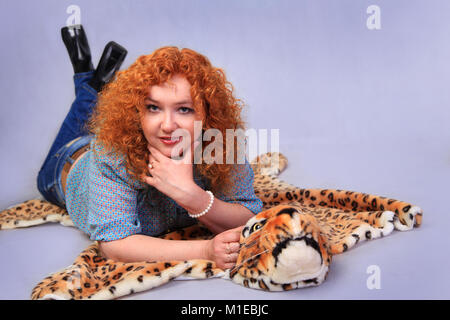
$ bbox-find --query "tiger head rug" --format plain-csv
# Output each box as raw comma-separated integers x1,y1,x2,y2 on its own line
229,205,330,291
0,152,422,299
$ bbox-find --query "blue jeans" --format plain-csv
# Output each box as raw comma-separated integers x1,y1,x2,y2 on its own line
37,71,97,207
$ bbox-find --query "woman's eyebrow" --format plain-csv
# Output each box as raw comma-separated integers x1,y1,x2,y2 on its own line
145,98,158,103
174,100,193,105
145,98,192,105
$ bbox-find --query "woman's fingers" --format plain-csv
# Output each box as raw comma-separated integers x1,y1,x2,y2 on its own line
224,241,240,254
226,252,239,262
219,237,241,269
148,157,156,169
228,241,240,253
141,174,155,186
223,263,236,270
176,140,199,164
219,252,239,270
222,227,243,243
208,226,246,269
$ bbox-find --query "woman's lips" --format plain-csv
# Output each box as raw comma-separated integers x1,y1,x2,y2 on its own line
160,136,182,145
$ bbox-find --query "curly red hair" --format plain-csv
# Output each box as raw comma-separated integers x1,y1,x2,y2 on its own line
88,46,247,194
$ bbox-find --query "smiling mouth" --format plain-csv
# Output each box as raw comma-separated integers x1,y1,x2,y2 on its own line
160,136,182,145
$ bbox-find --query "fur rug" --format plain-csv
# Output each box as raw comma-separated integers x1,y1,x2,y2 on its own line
0,152,423,299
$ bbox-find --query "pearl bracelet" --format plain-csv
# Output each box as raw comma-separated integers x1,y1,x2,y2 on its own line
188,190,214,219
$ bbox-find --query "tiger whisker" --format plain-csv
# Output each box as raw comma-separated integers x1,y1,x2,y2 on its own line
229,248,270,274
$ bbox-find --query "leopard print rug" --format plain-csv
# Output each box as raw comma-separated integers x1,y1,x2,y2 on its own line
0,152,423,299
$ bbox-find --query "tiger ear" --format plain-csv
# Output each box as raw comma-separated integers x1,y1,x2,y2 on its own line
250,152,288,176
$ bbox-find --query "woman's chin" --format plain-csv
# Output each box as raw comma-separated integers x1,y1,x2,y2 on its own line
150,141,188,159
160,146,181,158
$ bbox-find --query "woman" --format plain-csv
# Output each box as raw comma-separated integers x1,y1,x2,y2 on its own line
38,25,263,270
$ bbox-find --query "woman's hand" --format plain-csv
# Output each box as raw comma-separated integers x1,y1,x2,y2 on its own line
142,141,200,202
204,225,243,269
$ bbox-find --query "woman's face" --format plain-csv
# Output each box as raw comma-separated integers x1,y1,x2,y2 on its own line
141,74,202,159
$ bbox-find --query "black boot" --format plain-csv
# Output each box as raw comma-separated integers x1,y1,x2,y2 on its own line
88,41,127,92
61,24,94,73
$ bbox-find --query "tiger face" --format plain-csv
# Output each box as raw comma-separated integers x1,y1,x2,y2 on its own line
228,205,331,291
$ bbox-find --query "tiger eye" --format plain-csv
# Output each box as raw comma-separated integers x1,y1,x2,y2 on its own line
251,223,263,233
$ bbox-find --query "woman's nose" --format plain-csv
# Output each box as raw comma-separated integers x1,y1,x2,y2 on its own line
161,111,177,132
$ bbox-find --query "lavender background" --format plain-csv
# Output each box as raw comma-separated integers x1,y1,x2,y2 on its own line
0,0,449,299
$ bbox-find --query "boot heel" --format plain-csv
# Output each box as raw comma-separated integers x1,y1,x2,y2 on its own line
61,24,94,74
88,41,128,92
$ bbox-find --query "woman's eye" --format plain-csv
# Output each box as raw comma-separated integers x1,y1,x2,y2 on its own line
146,104,159,112
179,106,194,114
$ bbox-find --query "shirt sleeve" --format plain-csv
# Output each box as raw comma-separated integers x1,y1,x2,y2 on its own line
215,160,263,215
87,142,144,242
